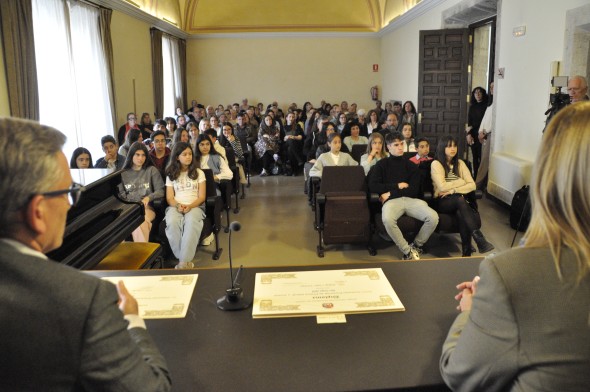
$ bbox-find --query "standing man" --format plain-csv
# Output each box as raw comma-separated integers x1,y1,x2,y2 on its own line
0,118,171,391
369,132,439,260
568,75,589,103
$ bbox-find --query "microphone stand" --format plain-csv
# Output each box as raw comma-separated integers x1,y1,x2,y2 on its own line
217,222,251,311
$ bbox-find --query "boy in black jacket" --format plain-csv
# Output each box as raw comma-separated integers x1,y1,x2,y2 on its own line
368,132,439,260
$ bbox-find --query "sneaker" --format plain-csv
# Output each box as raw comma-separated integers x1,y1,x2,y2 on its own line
410,242,424,255
175,261,195,269
260,169,268,177
200,232,214,246
402,247,420,261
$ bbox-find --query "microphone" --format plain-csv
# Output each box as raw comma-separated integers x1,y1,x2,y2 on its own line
217,221,251,311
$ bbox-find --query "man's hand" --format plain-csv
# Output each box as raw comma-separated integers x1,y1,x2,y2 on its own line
466,134,474,145
116,281,139,315
379,192,391,204
398,182,409,189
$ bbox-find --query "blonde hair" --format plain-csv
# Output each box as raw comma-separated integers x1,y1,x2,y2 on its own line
524,101,590,280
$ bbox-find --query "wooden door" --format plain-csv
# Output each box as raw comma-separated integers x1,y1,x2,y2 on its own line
417,29,470,155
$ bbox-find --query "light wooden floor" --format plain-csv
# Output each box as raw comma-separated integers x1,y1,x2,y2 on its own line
186,174,522,270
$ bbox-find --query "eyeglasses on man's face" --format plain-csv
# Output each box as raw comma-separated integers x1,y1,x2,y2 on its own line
34,183,84,207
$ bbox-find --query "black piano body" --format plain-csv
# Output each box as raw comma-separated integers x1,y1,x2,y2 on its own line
46,168,144,270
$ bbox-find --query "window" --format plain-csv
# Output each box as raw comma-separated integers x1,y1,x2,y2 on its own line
32,0,114,165
162,34,183,119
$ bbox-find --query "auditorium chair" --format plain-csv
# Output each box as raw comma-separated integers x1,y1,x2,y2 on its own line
314,166,377,258
350,144,367,164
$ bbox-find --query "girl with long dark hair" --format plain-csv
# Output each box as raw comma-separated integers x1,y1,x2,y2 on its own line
431,136,494,256
119,142,164,242
164,141,206,268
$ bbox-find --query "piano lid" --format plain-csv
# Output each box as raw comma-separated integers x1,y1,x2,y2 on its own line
47,168,144,270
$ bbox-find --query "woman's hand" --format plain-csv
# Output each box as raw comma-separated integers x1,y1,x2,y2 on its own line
454,276,480,312
141,197,149,207
439,190,453,198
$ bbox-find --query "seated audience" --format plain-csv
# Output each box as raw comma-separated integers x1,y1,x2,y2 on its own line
401,101,417,129
343,121,369,152
409,138,433,164
165,142,206,269
309,133,357,179
283,112,305,175
118,142,165,243
255,114,281,176
95,135,125,170
139,112,153,139
379,113,400,137
401,123,416,153
194,134,232,184
0,118,170,390
117,112,140,146
149,130,171,180
70,147,93,169
440,101,590,391
431,136,494,257
170,127,190,151
221,122,247,185
360,133,388,175
165,117,177,138
203,128,227,161
367,109,381,135
368,132,439,260
119,129,143,157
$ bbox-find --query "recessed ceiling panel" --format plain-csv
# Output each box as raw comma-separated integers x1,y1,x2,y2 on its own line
185,0,381,33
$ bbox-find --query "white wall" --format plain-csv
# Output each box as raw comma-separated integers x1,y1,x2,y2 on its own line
493,0,589,161
186,36,381,113
0,37,10,117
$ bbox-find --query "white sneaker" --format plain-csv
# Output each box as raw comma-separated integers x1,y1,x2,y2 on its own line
200,232,214,246
175,261,195,269
402,247,420,261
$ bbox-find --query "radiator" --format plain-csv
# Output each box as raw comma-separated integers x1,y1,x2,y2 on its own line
488,152,533,205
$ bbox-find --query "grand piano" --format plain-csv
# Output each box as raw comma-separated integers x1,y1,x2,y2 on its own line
46,168,145,270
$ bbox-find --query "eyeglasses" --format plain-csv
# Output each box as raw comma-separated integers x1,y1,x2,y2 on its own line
35,183,84,206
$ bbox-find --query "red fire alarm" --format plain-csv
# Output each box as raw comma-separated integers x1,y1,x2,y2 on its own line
373,64,379,72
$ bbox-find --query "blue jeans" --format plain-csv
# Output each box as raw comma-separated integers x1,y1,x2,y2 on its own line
382,197,439,255
165,206,205,262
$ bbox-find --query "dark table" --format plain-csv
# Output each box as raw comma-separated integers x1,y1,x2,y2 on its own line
90,258,482,391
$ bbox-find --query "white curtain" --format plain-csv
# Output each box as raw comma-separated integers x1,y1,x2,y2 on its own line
32,0,114,166
162,34,183,119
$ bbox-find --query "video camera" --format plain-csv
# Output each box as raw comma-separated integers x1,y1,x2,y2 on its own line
545,76,570,117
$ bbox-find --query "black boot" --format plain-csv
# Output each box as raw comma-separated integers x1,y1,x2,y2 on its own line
472,230,494,253
462,242,472,257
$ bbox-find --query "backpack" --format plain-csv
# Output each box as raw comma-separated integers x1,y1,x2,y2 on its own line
510,185,531,231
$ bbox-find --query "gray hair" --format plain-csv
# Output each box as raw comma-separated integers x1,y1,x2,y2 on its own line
0,117,66,232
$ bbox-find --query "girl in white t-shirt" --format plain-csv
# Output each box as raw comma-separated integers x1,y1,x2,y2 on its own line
165,142,206,269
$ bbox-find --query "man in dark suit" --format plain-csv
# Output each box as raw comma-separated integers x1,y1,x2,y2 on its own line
0,118,171,391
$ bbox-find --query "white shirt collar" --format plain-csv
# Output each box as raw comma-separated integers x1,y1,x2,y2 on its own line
0,238,48,260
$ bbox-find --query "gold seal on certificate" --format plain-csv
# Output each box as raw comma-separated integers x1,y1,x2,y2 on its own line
252,268,404,318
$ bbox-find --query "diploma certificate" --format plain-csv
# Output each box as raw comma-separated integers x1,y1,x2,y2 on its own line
102,274,198,319
252,268,404,318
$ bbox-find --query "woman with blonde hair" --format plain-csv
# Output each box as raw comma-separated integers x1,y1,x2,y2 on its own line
440,102,590,391
359,132,388,175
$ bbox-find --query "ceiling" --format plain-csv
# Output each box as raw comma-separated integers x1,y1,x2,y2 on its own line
121,0,422,35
